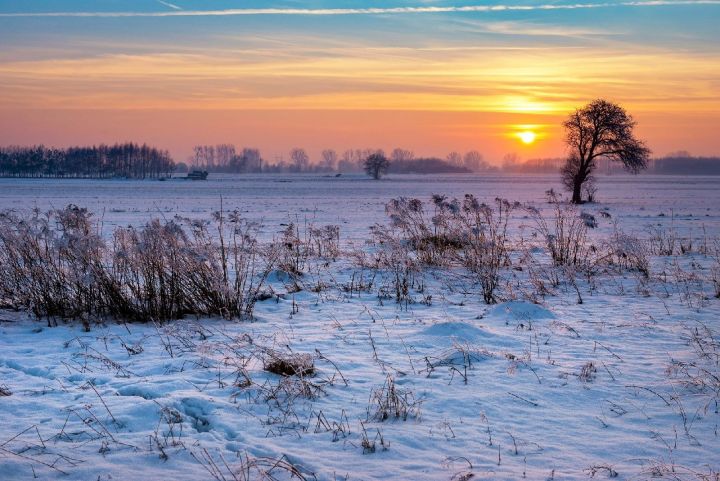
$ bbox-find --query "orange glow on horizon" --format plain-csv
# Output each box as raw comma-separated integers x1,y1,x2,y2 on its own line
517,131,537,144
0,45,718,160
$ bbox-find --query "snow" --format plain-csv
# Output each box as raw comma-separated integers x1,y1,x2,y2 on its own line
485,301,556,321
1,173,719,480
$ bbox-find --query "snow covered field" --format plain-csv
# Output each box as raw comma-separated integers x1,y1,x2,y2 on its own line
2,173,718,241
1,174,719,480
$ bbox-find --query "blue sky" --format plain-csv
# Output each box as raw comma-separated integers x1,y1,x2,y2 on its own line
1,1,718,161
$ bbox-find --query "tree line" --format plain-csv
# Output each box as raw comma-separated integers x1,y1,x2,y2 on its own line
0,143,175,179
186,145,489,175
191,144,263,173
0,100,679,197
651,153,720,175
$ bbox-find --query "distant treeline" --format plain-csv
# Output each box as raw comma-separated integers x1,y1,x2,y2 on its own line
651,155,720,175
0,143,175,179
189,144,263,173
4,143,718,178
388,157,471,174
187,145,488,174
501,155,562,174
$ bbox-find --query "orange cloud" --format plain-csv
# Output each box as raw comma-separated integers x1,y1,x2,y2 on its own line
0,41,718,161
0,47,717,114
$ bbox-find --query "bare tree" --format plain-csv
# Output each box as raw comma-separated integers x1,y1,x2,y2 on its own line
446,151,462,166
502,153,519,171
364,152,390,180
203,145,215,169
289,148,309,172
321,149,338,171
363,148,384,160
215,144,236,169
562,99,650,203
229,147,263,173
193,146,204,169
463,150,486,172
391,148,414,163
338,149,357,173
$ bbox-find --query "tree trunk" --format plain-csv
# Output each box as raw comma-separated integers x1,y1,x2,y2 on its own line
571,177,583,204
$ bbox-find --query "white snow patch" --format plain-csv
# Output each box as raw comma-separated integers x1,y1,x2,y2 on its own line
486,300,555,322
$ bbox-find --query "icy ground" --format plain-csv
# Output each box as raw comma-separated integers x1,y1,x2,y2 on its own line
1,174,719,480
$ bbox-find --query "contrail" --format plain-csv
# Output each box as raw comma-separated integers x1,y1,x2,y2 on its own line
0,1,718,17
156,0,182,11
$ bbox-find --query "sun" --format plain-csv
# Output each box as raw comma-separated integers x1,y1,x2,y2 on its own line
517,131,536,144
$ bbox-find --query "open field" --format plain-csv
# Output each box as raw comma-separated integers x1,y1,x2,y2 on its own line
1,173,718,240
1,174,719,480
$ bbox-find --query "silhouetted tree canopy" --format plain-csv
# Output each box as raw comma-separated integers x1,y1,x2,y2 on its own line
0,143,175,179
562,99,650,203
364,152,390,180
192,144,263,173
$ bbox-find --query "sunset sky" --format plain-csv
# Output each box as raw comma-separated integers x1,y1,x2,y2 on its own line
1,0,718,164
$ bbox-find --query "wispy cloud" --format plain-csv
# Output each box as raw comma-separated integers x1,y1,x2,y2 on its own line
450,18,619,38
156,1,182,11
0,1,718,17
1,47,717,115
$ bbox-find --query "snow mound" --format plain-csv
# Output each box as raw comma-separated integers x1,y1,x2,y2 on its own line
420,321,488,342
436,345,495,364
418,320,525,350
486,301,555,322
116,384,162,400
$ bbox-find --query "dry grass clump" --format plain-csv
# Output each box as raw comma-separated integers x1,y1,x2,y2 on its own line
454,196,516,304
527,191,591,267
377,196,463,266
712,265,720,299
667,322,719,402
359,422,389,454
310,409,350,442
112,209,276,321
374,195,516,304
154,405,185,450
668,261,708,310
710,242,720,298
192,449,315,481
260,371,327,408
277,222,311,277
647,214,678,256
264,351,315,377
578,361,598,382
277,221,341,278
370,233,422,307
640,460,719,480
367,375,421,422
308,224,340,260
585,464,618,478
223,341,346,414
375,192,720,307
253,349,334,407
111,218,220,320
0,205,276,323
425,343,493,370
0,206,111,321
603,225,650,277
423,342,494,384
